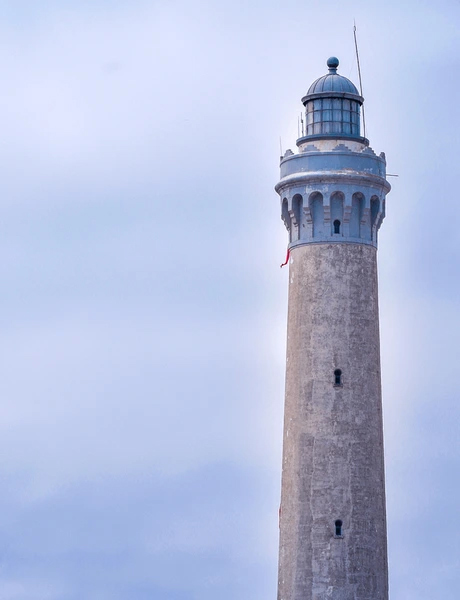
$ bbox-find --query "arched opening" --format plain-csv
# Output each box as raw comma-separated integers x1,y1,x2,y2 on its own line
370,196,380,242
292,194,302,224
334,369,342,386
309,192,324,238
292,194,303,241
350,192,364,238
330,192,344,236
371,196,380,228
281,198,291,237
335,520,343,537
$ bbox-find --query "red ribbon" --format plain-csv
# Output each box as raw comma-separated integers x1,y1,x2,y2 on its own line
280,248,290,268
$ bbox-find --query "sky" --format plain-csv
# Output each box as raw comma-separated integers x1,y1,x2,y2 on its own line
0,0,458,598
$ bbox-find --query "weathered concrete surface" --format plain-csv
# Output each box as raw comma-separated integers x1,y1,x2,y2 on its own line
278,243,388,600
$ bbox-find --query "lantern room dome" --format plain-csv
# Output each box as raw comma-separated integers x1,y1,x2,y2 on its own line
304,57,361,99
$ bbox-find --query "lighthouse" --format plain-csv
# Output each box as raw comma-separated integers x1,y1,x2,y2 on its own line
276,57,391,600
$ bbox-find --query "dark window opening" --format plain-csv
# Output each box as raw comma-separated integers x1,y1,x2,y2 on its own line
335,520,343,537
334,219,341,234
334,369,342,386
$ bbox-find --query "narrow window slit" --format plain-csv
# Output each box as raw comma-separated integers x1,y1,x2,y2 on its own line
335,520,343,537
334,219,341,234
334,369,342,386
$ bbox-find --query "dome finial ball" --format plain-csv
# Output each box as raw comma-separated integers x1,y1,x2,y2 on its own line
327,56,339,70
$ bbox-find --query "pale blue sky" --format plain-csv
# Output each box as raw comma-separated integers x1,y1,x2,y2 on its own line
0,1,458,598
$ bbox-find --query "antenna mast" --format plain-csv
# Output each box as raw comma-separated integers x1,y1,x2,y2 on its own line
353,22,366,139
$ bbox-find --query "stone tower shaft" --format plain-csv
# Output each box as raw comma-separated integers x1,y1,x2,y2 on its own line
276,58,390,600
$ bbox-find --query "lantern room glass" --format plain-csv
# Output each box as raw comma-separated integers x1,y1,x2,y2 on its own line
305,99,361,137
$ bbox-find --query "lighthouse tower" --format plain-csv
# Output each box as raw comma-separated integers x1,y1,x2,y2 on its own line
276,57,390,600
